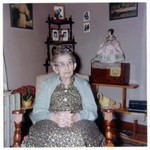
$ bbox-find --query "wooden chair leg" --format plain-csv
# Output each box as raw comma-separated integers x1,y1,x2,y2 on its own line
103,109,114,147
12,110,23,147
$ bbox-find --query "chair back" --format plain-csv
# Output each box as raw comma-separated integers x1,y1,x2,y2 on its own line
36,72,89,96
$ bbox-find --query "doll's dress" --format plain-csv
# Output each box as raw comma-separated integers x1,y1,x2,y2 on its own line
23,80,105,147
93,35,125,63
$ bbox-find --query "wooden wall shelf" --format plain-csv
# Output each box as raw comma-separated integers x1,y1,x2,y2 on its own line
91,83,139,110
91,82,147,145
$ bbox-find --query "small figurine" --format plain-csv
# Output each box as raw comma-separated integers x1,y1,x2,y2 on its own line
91,28,125,63
97,93,121,109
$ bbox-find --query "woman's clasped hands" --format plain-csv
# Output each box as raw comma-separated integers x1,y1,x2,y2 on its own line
50,111,80,128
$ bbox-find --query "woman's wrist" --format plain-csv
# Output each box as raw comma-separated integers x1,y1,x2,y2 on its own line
72,113,80,122
49,112,55,119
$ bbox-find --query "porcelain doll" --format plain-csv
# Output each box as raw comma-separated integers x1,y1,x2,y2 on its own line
92,29,125,63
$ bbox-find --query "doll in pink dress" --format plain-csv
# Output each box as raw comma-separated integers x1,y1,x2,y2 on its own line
92,29,125,63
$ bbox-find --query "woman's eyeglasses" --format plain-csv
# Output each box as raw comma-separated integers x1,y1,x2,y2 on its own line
55,60,74,69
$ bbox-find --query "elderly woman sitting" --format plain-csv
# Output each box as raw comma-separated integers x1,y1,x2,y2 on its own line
22,48,106,147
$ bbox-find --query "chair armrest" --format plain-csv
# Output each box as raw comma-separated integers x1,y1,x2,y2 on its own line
102,109,114,147
12,110,23,147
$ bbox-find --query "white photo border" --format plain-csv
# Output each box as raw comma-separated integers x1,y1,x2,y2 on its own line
83,22,90,33
52,29,59,41
61,29,69,41
83,11,90,22
53,5,65,20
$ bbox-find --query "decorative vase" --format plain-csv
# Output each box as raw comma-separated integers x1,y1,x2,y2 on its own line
22,100,32,108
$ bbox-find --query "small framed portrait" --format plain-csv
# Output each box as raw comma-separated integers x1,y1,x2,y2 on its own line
83,22,90,33
54,5,65,20
83,11,90,22
52,29,59,41
61,29,69,41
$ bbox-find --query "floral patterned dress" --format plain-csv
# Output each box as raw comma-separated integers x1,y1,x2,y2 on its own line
23,81,106,147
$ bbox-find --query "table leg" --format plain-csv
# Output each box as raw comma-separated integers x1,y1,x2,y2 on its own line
133,119,138,138
122,88,126,110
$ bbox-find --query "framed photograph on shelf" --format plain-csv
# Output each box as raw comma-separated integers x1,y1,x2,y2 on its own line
109,3,138,20
51,46,58,56
52,29,59,41
61,29,69,41
54,5,65,20
65,45,74,52
10,3,33,29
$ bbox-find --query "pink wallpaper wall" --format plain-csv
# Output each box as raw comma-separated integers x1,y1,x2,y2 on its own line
3,3,147,124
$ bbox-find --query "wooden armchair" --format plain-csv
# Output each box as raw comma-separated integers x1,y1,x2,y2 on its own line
12,72,114,147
